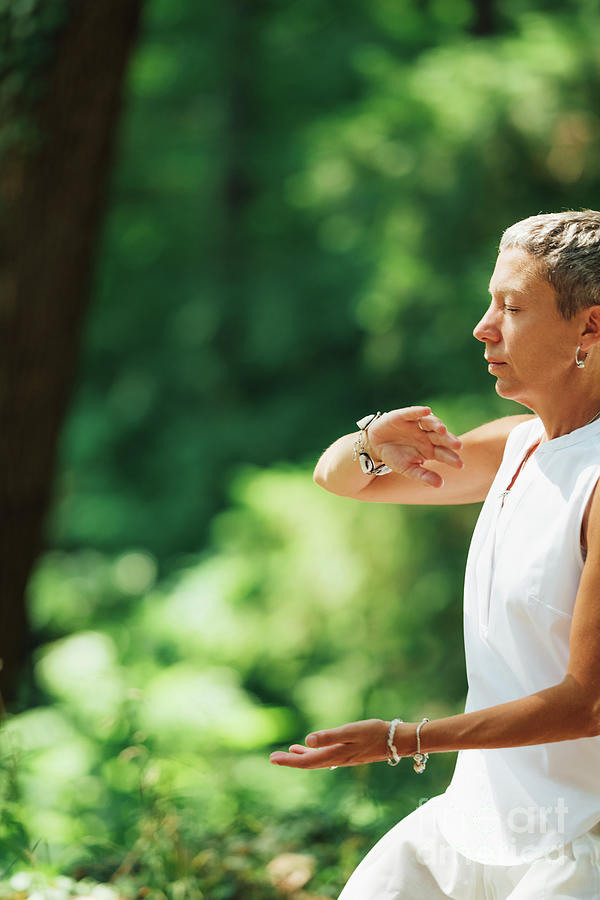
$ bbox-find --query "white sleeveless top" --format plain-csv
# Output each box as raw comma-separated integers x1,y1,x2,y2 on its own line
437,416,600,865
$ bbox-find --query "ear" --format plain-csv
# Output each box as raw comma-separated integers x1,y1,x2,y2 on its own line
580,306,600,350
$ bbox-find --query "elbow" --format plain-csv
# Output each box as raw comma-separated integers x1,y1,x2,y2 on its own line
313,459,344,495
313,462,327,490
572,692,600,738
585,701,600,738
558,676,600,738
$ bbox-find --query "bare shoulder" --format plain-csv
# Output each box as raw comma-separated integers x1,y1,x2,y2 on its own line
581,475,600,563
360,413,536,506
566,475,600,690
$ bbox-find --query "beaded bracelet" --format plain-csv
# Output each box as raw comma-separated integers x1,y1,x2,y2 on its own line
386,717,431,772
386,718,403,766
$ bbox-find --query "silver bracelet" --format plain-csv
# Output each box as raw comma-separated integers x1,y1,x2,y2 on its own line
413,717,430,774
353,412,392,476
386,718,403,766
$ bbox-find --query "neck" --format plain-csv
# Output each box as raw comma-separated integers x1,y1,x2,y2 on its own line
532,398,600,441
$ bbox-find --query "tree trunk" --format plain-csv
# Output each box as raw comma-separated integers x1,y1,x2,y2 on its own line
470,0,495,35
0,0,144,706
218,0,258,364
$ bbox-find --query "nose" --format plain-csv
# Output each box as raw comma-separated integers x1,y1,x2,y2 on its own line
473,303,501,344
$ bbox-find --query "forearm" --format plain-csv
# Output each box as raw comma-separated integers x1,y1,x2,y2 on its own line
313,432,374,498
269,677,600,771
409,676,599,756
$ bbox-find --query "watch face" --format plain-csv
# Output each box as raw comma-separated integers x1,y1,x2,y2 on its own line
359,451,374,474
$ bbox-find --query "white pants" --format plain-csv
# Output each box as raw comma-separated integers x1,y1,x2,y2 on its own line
338,795,600,899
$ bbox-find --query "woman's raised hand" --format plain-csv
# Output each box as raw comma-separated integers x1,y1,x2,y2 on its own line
367,407,463,488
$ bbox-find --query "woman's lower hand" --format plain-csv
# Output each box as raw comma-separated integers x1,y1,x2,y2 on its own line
270,718,400,769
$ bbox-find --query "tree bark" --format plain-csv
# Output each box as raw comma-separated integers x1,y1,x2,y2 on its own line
0,0,144,706
219,0,258,353
470,0,495,35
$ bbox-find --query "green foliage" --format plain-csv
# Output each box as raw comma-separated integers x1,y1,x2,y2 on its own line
0,874,124,900
0,0,69,155
12,0,600,894
50,0,600,557
9,464,475,893
0,741,36,876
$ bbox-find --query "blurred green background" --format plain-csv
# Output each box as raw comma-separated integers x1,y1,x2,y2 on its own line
2,0,600,897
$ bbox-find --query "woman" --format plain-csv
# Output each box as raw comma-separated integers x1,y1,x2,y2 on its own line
270,211,600,898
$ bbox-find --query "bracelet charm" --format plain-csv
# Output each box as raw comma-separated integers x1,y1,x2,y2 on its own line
413,717,430,774
353,412,393,476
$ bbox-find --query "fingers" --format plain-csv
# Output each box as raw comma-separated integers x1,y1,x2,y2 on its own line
387,406,432,421
375,421,463,483
402,463,444,488
270,743,346,769
373,410,462,458
305,725,357,747
432,446,464,468
415,414,462,449
378,443,450,481
399,461,450,487
306,732,327,748
379,451,447,488
270,720,388,769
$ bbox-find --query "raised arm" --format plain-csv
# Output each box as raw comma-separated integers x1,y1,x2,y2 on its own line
314,408,535,506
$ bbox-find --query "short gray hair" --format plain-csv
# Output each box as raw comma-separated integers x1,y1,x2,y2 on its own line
499,210,600,319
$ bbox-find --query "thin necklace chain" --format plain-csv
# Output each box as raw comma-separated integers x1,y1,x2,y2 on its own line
584,408,600,427
500,410,600,504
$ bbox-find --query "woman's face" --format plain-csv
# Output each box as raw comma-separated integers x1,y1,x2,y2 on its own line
473,247,582,408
